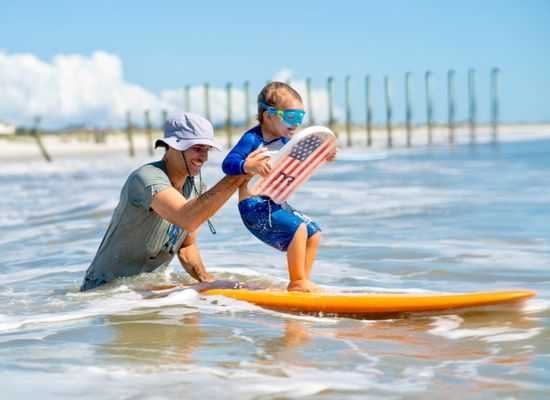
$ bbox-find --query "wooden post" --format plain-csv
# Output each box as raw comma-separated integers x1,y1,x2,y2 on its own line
327,76,336,136
468,68,477,144
384,76,393,148
144,110,153,156
30,116,52,162
447,70,456,144
365,75,372,147
306,78,315,125
125,111,135,157
226,82,233,147
405,72,413,147
184,85,191,112
204,83,211,121
244,80,251,127
162,110,168,128
345,75,352,147
425,71,434,146
491,68,500,144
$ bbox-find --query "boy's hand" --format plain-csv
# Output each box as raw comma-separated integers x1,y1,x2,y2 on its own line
326,147,338,162
244,147,272,177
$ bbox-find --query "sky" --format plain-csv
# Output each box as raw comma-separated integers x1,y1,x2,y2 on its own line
1,0,549,129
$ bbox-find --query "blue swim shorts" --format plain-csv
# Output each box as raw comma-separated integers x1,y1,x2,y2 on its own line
238,196,321,252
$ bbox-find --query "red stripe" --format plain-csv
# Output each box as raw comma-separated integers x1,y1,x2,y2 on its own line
272,140,333,203
265,152,313,196
251,156,294,193
273,140,337,203
257,137,323,191
255,157,298,193
269,139,335,202
266,138,333,202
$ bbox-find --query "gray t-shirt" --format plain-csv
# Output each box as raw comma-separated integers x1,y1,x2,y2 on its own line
83,160,207,284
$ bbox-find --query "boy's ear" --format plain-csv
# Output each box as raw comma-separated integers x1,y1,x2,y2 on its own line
263,110,272,122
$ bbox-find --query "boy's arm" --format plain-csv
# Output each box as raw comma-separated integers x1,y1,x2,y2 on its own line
222,133,257,175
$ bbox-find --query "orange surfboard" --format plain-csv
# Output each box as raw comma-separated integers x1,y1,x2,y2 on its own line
200,288,535,316
147,282,534,316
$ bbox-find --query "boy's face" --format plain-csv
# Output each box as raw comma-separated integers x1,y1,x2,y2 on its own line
263,94,304,139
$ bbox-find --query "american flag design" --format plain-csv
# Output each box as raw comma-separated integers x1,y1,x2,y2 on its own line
250,129,337,204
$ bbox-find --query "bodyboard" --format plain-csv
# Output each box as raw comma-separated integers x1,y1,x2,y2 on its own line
248,126,337,204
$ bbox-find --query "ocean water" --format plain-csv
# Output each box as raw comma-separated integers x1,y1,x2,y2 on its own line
1,137,549,399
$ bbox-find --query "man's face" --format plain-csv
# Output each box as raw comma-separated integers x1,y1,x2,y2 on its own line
182,144,211,176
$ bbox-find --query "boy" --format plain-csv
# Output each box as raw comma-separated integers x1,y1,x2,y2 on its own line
222,82,335,293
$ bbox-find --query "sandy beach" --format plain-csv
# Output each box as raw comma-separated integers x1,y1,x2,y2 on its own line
1,123,549,162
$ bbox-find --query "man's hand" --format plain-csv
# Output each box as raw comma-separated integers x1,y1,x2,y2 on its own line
244,146,272,177
178,231,214,282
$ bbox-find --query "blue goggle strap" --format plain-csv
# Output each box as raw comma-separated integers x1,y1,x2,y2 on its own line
259,101,278,116
259,101,305,124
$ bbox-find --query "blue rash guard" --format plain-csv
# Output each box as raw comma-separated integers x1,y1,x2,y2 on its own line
222,125,289,175
222,125,321,252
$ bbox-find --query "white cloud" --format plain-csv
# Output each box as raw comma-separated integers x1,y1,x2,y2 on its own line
273,68,294,83
0,50,339,129
0,50,171,128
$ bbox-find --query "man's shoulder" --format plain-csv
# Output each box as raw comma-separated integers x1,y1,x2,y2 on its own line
129,161,169,186
133,160,166,175
125,160,171,207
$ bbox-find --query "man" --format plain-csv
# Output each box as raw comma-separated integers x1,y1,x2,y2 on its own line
80,113,268,291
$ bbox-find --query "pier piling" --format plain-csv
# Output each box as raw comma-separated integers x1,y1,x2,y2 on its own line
365,75,372,147
384,76,393,148
425,71,434,146
107,67,502,159
405,72,413,147
306,78,314,126
447,70,456,144
468,69,477,144
226,82,233,147
244,81,251,127
345,75,352,147
144,110,153,156
204,83,211,121
125,111,135,157
327,77,336,137
31,116,52,162
491,68,500,144
184,85,191,113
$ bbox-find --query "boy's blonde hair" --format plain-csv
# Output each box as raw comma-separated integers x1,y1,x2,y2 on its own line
257,82,302,123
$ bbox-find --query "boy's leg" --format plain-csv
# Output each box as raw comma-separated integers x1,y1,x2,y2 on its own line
287,224,324,293
287,224,307,283
304,231,321,279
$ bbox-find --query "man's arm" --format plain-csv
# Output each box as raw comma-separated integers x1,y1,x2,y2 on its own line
151,147,266,232
152,174,245,232
177,231,213,282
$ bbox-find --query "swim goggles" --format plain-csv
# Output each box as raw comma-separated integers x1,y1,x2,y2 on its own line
259,101,305,126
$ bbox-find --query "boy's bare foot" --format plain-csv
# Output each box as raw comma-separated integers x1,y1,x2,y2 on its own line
287,279,326,293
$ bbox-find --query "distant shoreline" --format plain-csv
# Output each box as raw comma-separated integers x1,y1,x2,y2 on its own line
1,123,549,162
